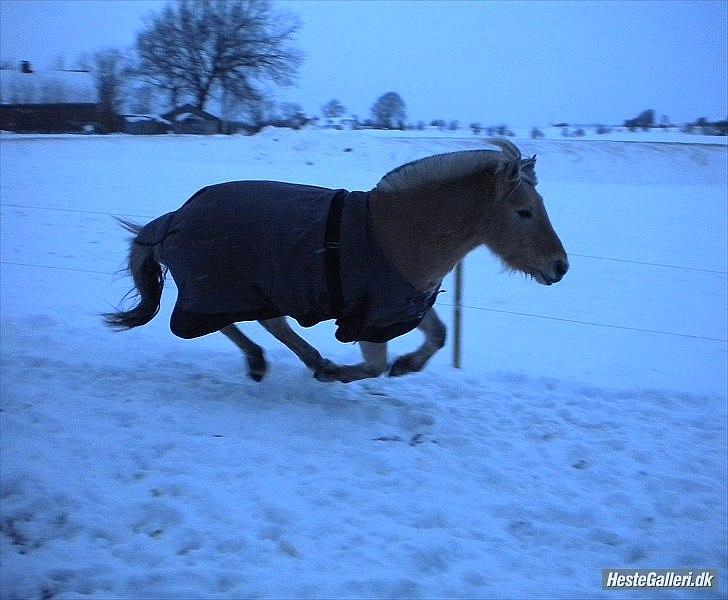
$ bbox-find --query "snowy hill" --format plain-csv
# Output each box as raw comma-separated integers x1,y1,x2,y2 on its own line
1,129,726,598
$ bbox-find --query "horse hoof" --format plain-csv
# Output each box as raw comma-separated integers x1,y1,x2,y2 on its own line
388,356,417,377
314,360,339,382
247,354,267,382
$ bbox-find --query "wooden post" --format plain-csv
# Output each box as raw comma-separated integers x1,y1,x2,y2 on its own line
453,260,463,369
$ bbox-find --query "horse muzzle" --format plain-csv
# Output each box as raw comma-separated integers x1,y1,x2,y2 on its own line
535,258,569,286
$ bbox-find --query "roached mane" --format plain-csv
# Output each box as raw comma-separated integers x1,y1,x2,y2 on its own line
374,139,537,194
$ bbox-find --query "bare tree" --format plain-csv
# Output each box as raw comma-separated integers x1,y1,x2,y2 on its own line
321,99,345,119
130,84,155,114
279,102,307,128
135,0,301,112
371,92,406,129
93,49,127,131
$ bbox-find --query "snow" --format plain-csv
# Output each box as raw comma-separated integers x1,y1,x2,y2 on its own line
1,129,726,598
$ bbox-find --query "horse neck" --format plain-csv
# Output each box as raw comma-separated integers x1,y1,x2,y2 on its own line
369,175,492,291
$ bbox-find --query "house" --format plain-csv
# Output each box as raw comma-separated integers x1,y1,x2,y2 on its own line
120,114,171,135
161,104,222,134
319,115,358,130
0,62,98,133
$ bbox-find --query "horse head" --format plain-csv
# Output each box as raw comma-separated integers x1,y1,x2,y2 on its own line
482,139,568,285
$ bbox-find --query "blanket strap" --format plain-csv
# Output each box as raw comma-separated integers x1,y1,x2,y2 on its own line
324,191,346,317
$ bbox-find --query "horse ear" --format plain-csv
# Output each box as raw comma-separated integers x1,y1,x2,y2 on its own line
495,158,521,199
521,155,537,169
504,158,521,180
520,155,538,185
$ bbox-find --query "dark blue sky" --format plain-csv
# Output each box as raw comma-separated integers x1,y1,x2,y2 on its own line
1,0,726,126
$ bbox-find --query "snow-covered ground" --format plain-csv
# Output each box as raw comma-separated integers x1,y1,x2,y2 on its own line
1,129,726,598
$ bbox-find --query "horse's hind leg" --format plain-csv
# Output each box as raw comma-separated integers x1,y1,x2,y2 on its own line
220,324,267,382
389,308,446,377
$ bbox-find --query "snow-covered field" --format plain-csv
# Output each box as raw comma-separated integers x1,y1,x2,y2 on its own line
1,129,726,598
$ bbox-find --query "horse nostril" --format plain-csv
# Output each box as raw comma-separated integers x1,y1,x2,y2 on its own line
554,259,569,278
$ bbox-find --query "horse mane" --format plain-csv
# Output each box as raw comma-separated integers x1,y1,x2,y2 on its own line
374,139,536,194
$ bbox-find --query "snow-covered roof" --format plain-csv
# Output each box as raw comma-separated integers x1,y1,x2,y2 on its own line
174,112,204,122
120,114,171,124
0,69,97,105
161,104,221,122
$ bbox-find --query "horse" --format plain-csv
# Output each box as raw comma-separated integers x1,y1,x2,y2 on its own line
104,139,568,383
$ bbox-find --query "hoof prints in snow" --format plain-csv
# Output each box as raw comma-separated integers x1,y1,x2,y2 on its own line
1,325,725,598
373,433,438,446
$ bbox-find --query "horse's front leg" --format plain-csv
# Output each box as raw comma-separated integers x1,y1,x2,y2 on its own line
314,341,389,383
389,308,446,377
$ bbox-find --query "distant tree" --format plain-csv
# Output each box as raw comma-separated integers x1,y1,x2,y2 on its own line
371,92,406,129
531,127,544,139
135,0,301,112
416,120,425,131
93,49,127,131
691,117,723,135
240,96,277,131
279,102,307,129
624,109,655,131
470,122,482,135
130,85,155,114
448,120,459,131
321,99,346,119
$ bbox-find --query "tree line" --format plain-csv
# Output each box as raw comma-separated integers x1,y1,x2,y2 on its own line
5,0,725,136
59,0,416,132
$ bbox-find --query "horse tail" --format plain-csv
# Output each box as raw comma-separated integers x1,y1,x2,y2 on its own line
103,218,166,330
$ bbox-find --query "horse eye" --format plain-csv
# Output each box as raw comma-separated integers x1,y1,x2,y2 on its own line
517,209,533,219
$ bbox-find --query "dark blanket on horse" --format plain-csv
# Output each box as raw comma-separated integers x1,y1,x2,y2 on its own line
135,181,439,343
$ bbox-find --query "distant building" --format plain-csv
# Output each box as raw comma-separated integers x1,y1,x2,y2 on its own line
161,104,222,135
0,62,98,132
319,116,358,130
120,114,171,135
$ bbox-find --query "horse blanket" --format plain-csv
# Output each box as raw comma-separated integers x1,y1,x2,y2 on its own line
134,181,439,343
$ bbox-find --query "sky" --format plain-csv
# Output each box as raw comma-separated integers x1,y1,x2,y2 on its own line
0,0,726,126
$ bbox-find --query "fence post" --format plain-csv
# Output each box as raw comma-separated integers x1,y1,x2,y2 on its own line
453,260,463,369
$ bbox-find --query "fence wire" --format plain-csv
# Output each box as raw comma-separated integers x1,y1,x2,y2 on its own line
3,201,726,276
2,201,726,343
1,258,725,344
